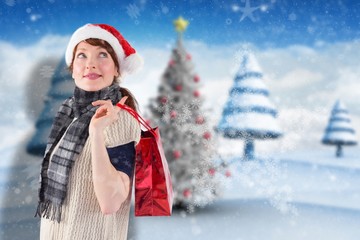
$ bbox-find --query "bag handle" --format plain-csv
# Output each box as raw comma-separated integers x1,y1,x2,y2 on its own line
116,96,157,137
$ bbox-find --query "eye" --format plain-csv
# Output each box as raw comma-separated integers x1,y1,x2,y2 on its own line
99,52,108,58
76,52,86,59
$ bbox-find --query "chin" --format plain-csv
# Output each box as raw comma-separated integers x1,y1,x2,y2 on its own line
77,84,103,92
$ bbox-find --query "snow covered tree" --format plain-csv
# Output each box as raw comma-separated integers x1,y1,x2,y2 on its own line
322,100,358,157
147,17,225,210
27,59,74,156
217,52,282,160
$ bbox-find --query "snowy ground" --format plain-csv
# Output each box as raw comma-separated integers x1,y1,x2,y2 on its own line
131,150,360,240
1,132,360,239
132,199,360,240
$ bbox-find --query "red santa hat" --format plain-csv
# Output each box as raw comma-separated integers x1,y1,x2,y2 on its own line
65,23,143,76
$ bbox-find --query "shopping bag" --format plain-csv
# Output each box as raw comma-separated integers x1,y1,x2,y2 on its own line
116,98,173,216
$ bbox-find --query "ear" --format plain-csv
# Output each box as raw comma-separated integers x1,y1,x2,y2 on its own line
115,69,120,77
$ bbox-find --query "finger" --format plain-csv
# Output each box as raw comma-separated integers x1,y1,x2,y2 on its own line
92,100,112,107
94,104,118,120
93,107,107,118
93,101,113,113
95,105,108,113
118,96,128,105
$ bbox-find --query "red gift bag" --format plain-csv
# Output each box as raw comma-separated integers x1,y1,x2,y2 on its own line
117,99,173,216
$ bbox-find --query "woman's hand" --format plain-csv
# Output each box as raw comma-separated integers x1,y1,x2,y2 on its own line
89,100,119,135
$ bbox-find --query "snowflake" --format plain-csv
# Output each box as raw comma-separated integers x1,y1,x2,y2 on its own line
158,2,169,15
289,12,297,21
30,14,42,22
269,185,298,215
188,123,205,136
14,188,21,194
126,3,141,20
154,95,175,121
191,168,201,178
201,182,216,194
177,104,192,123
4,0,15,7
234,46,253,64
234,158,298,216
59,66,71,78
183,203,195,213
238,0,260,22
39,65,55,79
23,163,41,190
225,18,232,25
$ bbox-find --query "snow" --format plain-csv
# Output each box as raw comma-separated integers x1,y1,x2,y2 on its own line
131,150,360,240
236,53,263,76
327,121,355,129
233,76,268,90
218,112,282,132
226,93,276,110
133,199,360,240
323,132,358,142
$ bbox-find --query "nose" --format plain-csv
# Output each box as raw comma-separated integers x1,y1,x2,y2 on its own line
86,56,96,69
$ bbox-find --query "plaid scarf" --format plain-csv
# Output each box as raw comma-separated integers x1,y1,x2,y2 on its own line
35,83,121,222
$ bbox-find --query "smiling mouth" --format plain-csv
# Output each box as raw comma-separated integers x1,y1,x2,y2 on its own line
84,73,101,80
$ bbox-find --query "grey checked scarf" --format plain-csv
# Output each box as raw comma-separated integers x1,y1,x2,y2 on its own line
35,83,121,222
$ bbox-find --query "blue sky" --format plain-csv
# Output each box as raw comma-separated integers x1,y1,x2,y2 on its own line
1,0,359,47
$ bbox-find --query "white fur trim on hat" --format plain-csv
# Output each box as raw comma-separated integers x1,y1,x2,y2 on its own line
65,23,143,76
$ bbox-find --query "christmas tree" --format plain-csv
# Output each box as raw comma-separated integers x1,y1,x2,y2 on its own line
217,52,282,160
322,100,358,157
147,17,225,210
27,59,74,156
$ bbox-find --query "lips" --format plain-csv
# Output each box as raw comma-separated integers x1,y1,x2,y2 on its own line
84,73,101,80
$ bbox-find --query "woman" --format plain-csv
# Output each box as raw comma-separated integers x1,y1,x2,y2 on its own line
36,23,143,240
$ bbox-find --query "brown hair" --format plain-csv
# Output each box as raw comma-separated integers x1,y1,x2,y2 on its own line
69,38,138,111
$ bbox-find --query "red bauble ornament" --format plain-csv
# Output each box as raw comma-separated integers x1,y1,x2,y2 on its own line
175,85,182,91
183,189,191,198
193,90,200,97
170,110,177,119
203,131,211,140
160,96,167,104
225,170,231,178
195,116,204,124
186,53,192,60
208,168,215,176
194,75,200,82
169,60,175,66
173,150,182,159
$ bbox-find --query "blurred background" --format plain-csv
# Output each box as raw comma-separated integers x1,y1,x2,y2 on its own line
1,0,360,239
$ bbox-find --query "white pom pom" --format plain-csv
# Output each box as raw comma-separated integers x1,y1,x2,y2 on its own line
121,53,144,75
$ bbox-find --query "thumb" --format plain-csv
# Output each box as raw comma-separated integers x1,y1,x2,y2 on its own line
118,96,128,106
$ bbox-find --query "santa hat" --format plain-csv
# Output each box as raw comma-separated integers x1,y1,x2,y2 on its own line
65,23,143,76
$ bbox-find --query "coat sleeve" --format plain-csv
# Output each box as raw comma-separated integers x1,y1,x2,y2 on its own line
106,141,136,178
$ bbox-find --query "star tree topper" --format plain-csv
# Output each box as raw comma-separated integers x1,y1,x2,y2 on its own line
173,16,189,33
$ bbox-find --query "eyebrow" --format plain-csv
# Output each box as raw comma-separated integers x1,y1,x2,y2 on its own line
77,46,105,51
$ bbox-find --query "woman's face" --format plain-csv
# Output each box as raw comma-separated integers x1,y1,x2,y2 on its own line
72,41,119,91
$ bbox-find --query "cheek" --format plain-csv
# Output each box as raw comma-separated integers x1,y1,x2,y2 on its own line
72,63,84,78
100,63,117,75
